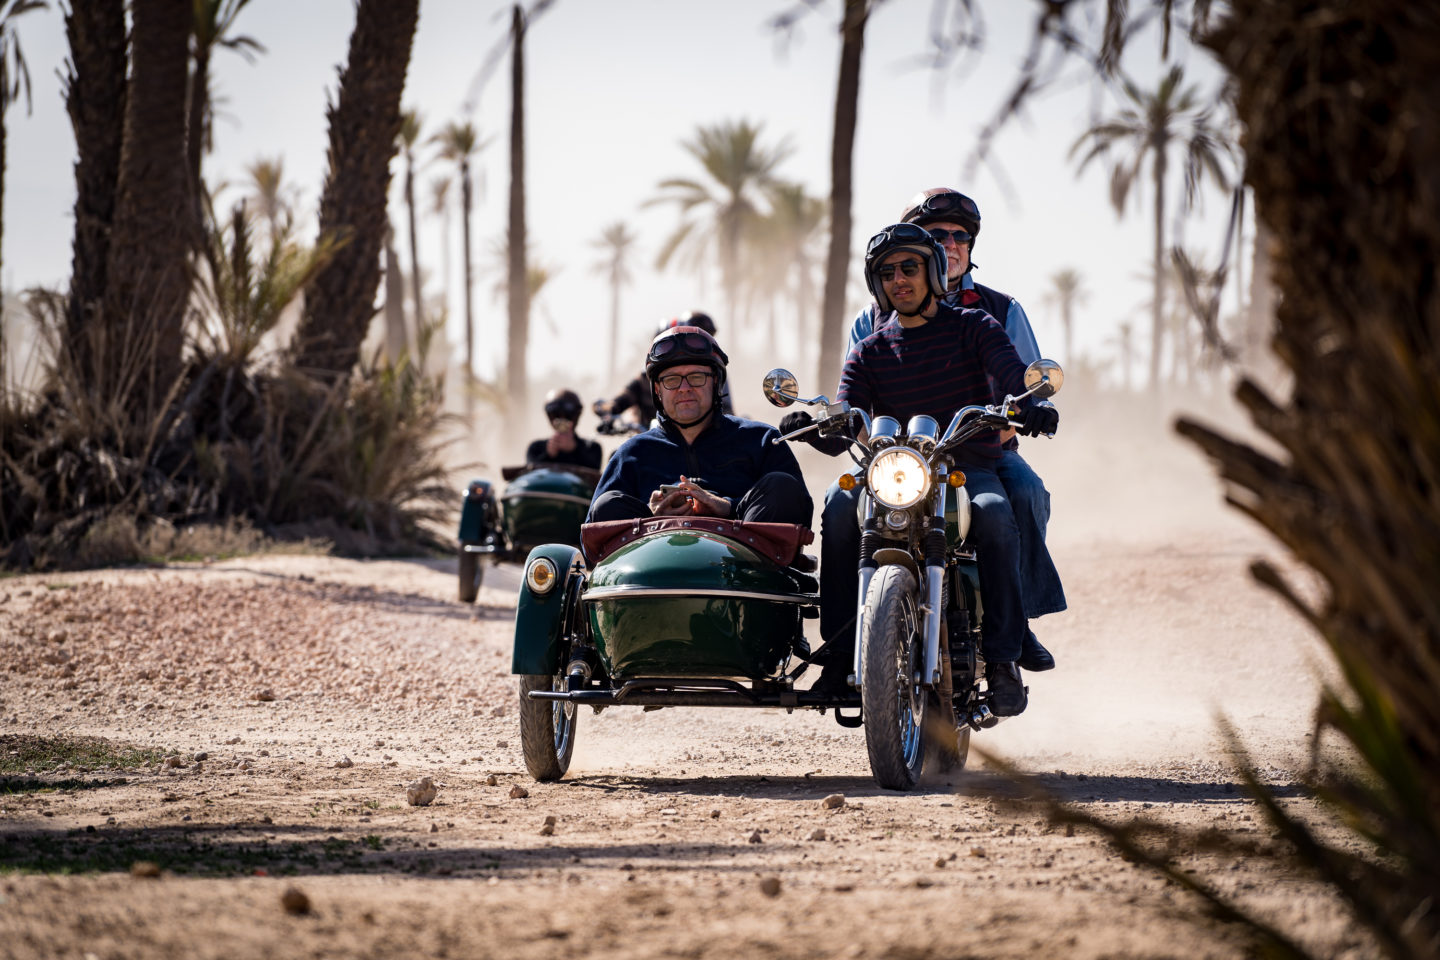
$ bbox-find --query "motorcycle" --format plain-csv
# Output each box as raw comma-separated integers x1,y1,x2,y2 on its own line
456,462,602,603
508,360,1062,789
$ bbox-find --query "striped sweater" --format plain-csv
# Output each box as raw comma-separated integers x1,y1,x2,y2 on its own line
838,302,1028,460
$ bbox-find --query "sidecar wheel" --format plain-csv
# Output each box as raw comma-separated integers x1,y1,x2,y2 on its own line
518,673,576,781
458,547,484,603
860,565,927,790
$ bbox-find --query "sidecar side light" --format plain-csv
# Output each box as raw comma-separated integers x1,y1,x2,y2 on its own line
947,470,967,488
525,557,558,595
837,473,858,492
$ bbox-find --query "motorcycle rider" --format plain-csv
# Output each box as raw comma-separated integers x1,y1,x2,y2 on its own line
594,311,732,428
791,224,1058,715
846,188,1064,673
589,325,810,526
526,389,603,471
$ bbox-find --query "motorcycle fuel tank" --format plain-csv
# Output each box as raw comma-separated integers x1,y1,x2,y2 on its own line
501,468,594,552
583,529,816,680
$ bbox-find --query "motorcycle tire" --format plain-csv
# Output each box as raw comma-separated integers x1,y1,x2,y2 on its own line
860,565,928,791
926,699,970,774
458,547,484,603
518,673,576,781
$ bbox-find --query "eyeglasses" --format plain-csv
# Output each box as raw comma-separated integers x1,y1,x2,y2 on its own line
649,331,714,360
657,371,712,390
877,259,923,282
927,228,972,246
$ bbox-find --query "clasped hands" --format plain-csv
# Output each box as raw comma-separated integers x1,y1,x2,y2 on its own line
648,475,731,518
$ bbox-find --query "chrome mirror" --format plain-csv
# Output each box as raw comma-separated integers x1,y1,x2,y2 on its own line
1023,359,1064,399
762,368,800,407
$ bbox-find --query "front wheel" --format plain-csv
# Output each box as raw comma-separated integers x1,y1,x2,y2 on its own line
458,547,484,603
860,565,927,790
518,673,576,780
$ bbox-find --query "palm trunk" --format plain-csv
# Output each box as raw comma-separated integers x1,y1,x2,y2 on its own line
1150,147,1167,393
294,0,419,378
1062,301,1074,363
505,3,530,420
461,163,474,399
186,42,210,250
607,267,620,385
404,150,424,333
817,0,867,391
383,227,407,363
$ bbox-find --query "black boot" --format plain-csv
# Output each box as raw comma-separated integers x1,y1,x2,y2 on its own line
1017,630,1055,672
986,661,1028,716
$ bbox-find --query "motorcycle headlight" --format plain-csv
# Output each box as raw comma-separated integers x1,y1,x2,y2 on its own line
866,446,931,510
525,557,558,595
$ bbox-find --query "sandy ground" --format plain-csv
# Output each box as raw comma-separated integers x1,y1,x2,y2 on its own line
0,405,1373,959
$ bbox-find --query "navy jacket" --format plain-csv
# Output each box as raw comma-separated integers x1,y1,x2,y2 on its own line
587,413,809,521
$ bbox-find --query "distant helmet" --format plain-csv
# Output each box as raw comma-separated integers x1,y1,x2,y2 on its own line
543,388,583,424
900,187,982,240
656,311,717,337
863,223,949,315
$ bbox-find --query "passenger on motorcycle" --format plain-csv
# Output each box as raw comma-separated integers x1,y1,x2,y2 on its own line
848,189,1064,673
588,326,811,526
793,224,1058,715
526,389,603,471
593,311,733,428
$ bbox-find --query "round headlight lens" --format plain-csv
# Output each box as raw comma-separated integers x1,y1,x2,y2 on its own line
525,557,558,595
866,446,931,510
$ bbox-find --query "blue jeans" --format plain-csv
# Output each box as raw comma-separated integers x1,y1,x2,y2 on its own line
819,459,1027,665
996,447,1066,618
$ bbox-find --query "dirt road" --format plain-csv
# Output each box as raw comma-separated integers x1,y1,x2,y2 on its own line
0,420,1366,959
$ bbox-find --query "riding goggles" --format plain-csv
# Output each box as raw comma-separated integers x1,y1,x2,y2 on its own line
866,222,933,255
905,190,980,224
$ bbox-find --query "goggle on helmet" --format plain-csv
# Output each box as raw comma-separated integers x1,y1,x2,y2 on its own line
644,326,729,386
863,223,949,315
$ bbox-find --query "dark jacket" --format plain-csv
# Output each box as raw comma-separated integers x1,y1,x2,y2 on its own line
588,413,808,521
525,436,603,470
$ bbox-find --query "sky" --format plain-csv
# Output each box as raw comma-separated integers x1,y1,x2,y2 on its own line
4,0,1240,400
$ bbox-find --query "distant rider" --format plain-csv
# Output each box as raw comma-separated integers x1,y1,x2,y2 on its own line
526,389,603,471
589,326,809,525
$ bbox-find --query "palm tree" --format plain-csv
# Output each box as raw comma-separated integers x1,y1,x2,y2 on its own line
1070,64,1232,392
245,155,292,240
760,180,826,368
1043,268,1088,363
60,0,125,385
650,118,793,330
0,0,43,285
294,0,419,378
590,222,638,385
432,121,483,389
428,175,451,319
396,108,425,332
187,0,263,246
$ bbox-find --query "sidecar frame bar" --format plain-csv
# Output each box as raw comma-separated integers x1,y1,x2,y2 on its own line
528,677,860,709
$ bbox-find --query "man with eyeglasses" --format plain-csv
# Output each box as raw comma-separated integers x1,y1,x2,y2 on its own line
594,311,732,429
526,388,603,470
787,224,1058,715
847,188,1064,675
587,326,811,526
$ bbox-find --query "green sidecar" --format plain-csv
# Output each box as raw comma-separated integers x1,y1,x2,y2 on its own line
456,463,600,603
510,515,824,781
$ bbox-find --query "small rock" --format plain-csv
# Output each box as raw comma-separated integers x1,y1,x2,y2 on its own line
1064,823,1076,838
253,689,276,702
808,828,826,841
335,757,353,769
969,846,986,858
406,777,438,806
758,876,781,897
496,741,508,749
193,751,209,762
539,823,554,836
821,794,845,810
934,857,946,868
485,774,498,786
429,822,440,833
709,809,721,819
543,815,557,826
914,877,934,888
280,886,311,915
130,861,161,879
660,807,678,816
225,737,242,745
162,755,184,769
509,784,529,800
748,830,763,844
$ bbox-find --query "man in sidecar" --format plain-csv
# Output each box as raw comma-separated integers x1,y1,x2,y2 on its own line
788,223,1058,715
588,325,811,526
527,388,603,471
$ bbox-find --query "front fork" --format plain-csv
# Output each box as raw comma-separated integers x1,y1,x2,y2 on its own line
850,487,948,691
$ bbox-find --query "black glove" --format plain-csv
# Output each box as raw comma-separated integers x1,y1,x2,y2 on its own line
779,411,817,437
1018,401,1058,438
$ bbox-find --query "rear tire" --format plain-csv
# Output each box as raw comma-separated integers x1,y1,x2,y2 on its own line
519,673,576,781
458,548,484,603
860,565,927,790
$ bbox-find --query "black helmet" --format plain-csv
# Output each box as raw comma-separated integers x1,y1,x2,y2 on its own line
645,326,729,385
863,223,949,315
656,311,717,337
543,388,583,423
900,187,981,240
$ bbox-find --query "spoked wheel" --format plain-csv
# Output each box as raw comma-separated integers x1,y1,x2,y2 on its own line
518,672,576,780
860,565,928,790
458,546,484,603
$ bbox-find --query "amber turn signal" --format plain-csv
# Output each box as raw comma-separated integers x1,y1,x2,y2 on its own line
947,470,967,488
837,473,858,491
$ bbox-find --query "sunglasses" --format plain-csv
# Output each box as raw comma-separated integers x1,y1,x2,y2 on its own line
657,371,712,390
877,259,924,282
927,228,972,245
650,331,714,359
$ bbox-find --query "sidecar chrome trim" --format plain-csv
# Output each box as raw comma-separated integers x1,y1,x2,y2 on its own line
582,586,817,605
500,491,593,507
